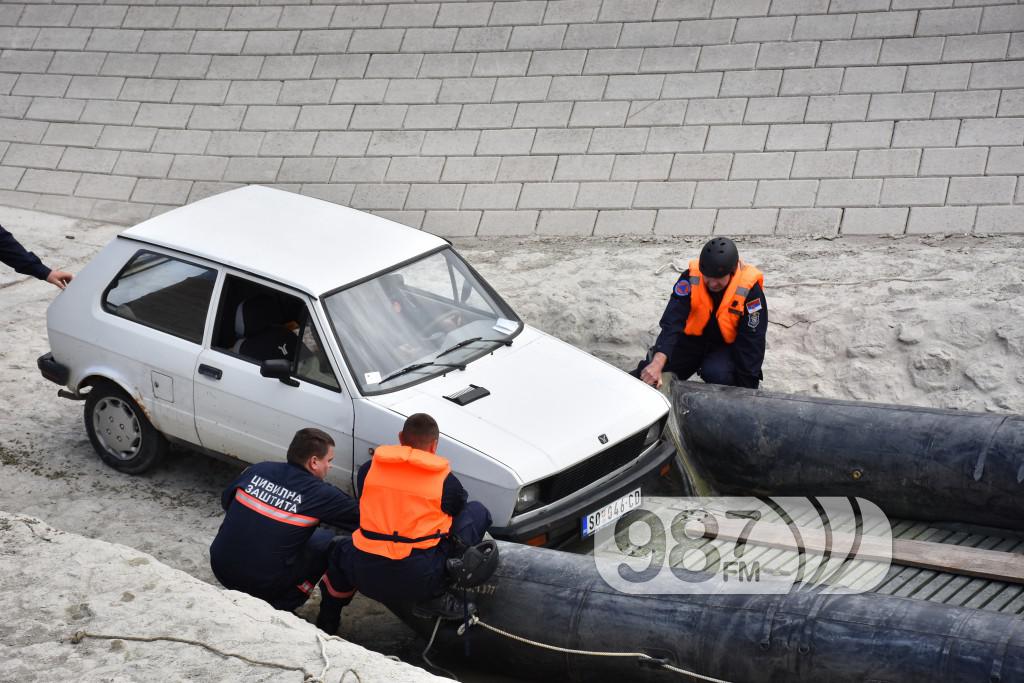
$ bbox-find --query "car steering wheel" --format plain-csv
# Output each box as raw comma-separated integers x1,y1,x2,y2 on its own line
423,309,463,336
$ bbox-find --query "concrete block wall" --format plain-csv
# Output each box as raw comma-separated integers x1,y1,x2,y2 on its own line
1,0,1022,236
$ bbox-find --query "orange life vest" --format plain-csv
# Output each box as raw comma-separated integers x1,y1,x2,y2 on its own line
352,445,453,560
683,259,764,344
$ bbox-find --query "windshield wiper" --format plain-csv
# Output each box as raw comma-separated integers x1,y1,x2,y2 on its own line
380,361,466,384
436,336,514,359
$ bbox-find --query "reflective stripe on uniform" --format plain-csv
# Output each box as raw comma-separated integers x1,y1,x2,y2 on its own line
322,574,356,599
234,489,319,527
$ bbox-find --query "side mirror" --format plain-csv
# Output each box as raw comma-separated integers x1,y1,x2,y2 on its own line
260,359,299,387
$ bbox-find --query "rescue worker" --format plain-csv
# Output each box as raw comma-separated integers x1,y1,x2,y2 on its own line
633,236,767,389
210,427,358,616
1,225,73,289
316,413,492,634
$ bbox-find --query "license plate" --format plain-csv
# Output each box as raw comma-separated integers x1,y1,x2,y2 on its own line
581,488,642,538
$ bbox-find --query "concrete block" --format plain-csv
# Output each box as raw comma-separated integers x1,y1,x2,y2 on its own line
765,123,830,150
880,37,945,64
907,206,976,234
647,126,708,152
654,208,717,235
537,209,597,235
491,1,548,26
611,154,673,180
311,131,372,157
569,101,630,127
18,168,79,195
460,183,520,210
281,80,336,106
906,63,970,91
920,146,987,176
208,56,264,80
131,178,192,204
349,29,404,54
674,18,736,45
585,128,647,154
832,0,889,10
879,177,947,205
816,178,881,206
533,128,593,153
86,29,144,53
564,23,623,49
640,47,701,73
518,182,579,208
842,67,906,94
139,31,195,55
600,0,658,21
280,7,336,30
734,16,795,42
854,148,921,177
312,55,369,80
403,104,461,130
188,104,248,131
693,179,756,207
260,131,316,157
225,81,282,106
153,55,211,80
793,14,853,40
805,94,869,122
152,129,210,155
663,72,723,98
478,210,539,236
853,11,917,38
436,2,494,27
606,74,666,100
0,95,30,118
190,31,247,55
169,155,229,181
113,151,173,179
172,81,229,106
745,96,806,123
407,183,467,210
242,106,300,132
1,50,54,75
942,34,1009,62
350,184,410,211
419,53,475,79
458,103,516,129
721,71,783,98
386,157,446,183
770,0,829,13
947,175,1015,204
998,89,1024,117
124,7,179,29
44,123,103,147
207,131,265,156
868,93,933,121
731,151,793,178
261,56,316,81
780,68,843,95
400,28,458,54
26,98,84,123
173,7,229,30
382,3,440,28
58,147,119,173
544,0,602,24
3,143,64,169
493,76,552,102
841,207,908,235
655,0,714,20
776,207,840,234
367,54,423,80
330,6,386,29
508,25,567,50
669,152,732,179
917,8,982,35
975,206,1024,234
697,43,758,71
619,21,678,47
686,98,746,124
932,90,999,119
828,121,893,150
634,180,696,207
715,208,778,234
0,119,47,144
513,102,572,128
817,39,881,66
753,179,817,206
34,28,90,51
583,48,643,75
595,209,657,234
576,181,637,208
350,104,408,130
385,79,443,105
970,62,1024,90
711,0,771,18
454,27,513,53
12,74,69,99
100,54,158,79
441,156,501,182
370,210,424,229
330,79,388,104
959,118,1024,146
497,155,557,181
474,52,532,76
987,147,1024,174
332,158,389,183
366,130,424,156
81,101,140,126
627,100,688,126
892,119,960,148
553,154,615,180
439,77,495,103
757,41,819,69
422,130,480,155
980,5,1024,33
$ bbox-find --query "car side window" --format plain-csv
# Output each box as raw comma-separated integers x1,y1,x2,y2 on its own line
103,250,216,344
295,320,340,390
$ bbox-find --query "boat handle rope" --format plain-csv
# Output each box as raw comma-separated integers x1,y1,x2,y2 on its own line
449,615,734,683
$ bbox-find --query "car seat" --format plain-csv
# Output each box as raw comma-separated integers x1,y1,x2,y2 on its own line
232,296,297,363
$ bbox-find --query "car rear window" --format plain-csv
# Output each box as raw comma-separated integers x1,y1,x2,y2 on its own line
103,250,217,344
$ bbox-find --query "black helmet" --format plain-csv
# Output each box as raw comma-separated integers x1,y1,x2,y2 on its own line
698,237,738,278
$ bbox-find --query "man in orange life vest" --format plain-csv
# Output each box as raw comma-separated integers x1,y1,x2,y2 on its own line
316,413,492,633
633,237,767,389
210,428,359,616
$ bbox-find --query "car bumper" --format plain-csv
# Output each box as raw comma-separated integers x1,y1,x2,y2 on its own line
490,437,676,546
37,351,69,386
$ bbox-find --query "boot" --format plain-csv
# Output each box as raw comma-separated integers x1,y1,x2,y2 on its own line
411,591,476,620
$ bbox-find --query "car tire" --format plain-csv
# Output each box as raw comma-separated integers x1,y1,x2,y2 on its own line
84,382,167,474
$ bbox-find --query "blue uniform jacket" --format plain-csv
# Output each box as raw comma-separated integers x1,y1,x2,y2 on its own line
0,226,50,280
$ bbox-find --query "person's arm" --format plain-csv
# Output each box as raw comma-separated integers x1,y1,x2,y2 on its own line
440,472,468,518
0,226,51,281
731,282,767,389
641,271,693,386
318,485,360,532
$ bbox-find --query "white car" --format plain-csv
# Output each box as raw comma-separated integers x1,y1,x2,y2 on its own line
38,186,673,546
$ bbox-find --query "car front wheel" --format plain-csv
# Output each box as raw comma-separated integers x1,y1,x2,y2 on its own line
84,383,167,474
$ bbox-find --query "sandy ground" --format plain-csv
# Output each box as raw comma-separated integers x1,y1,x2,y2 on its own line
1,203,1022,680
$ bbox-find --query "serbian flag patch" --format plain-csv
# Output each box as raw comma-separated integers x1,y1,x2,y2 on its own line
745,298,762,313
673,280,691,297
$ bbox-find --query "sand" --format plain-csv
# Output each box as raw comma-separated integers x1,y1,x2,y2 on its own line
1,203,1021,680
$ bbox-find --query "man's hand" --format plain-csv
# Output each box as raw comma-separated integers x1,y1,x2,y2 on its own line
639,352,668,388
46,269,73,289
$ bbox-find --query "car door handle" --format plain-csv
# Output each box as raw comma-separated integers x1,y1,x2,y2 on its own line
198,364,222,380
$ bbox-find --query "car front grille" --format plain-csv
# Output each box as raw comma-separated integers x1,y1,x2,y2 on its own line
537,425,654,505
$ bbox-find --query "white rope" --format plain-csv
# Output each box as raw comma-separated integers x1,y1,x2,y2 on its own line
459,616,733,683
421,617,459,681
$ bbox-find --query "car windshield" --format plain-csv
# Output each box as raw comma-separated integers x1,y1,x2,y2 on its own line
324,248,521,394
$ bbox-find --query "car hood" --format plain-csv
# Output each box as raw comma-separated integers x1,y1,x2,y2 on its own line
372,327,669,484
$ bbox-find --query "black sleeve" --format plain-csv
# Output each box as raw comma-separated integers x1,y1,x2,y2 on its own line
221,468,248,511
317,485,360,532
0,226,51,281
731,282,767,389
355,460,371,498
652,270,693,359
440,472,468,518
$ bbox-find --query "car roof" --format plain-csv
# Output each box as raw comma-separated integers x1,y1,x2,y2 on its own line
119,185,448,296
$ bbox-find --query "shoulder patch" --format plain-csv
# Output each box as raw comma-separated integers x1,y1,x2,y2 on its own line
673,280,691,297
745,297,762,313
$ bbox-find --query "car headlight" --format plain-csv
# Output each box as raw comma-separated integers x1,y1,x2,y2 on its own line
643,419,663,448
514,483,541,513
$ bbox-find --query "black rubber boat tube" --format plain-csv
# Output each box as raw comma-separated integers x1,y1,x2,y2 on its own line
397,542,1024,682
671,382,1024,531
